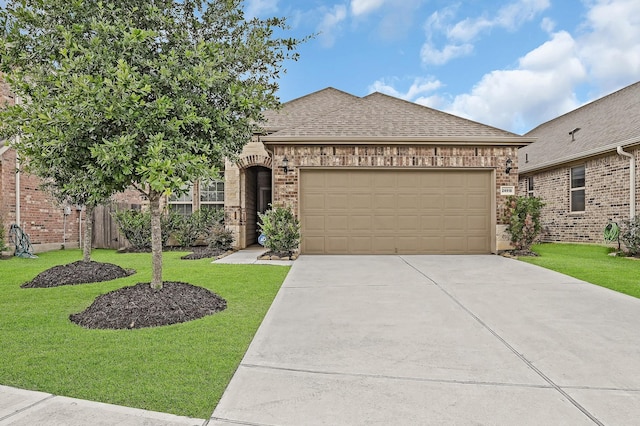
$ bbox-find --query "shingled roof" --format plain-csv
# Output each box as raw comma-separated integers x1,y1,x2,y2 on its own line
520,81,640,173
261,88,528,144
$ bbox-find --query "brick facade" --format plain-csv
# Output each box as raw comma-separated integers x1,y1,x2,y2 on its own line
518,147,640,243
1,147,83,253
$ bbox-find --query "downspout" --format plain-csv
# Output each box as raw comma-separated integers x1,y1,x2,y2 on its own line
14,95,22,228
617,146,636,219
15,145,21,227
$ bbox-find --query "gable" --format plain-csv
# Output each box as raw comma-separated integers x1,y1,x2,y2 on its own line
262,88,527,143
520,81,640,173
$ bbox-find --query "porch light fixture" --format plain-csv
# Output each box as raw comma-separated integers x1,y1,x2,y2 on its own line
505,158,513,174
281,156,290,173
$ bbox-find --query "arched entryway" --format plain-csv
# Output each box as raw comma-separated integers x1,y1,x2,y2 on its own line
242,165,272,247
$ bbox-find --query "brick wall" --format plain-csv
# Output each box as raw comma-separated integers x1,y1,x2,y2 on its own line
519,148,640,243
1,147,82,252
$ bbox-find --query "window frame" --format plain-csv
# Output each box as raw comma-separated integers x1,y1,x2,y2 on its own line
198,179,225,211
527,177,534,198
570,165,586,213
168,184,194,216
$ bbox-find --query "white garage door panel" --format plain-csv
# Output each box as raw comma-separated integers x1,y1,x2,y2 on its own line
300,169,492,254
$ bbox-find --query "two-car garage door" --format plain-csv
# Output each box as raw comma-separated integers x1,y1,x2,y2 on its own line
300,169,493,254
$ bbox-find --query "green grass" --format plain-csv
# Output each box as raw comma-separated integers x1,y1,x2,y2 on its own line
0,249,289,419
519,243,640,298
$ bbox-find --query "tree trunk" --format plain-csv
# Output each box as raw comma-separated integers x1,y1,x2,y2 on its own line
82,205,93,262
149,192,163,289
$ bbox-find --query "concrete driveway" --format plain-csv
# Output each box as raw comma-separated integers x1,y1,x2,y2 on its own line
210,255,640,425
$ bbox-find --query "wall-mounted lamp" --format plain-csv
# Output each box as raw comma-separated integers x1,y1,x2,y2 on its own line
505,158,513,175
281,156,289,173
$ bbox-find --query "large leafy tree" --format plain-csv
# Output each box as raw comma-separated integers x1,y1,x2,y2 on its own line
0,0,304,288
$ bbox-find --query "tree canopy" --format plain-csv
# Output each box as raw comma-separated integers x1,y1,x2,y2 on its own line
0,0,306,287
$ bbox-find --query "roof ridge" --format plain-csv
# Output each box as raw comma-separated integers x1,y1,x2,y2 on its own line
526,80,640,135
364,92,520,137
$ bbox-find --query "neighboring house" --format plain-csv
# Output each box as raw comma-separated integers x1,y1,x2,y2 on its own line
0,80,145,253
518,81,640,243
1,81,84,253
223,87,533,254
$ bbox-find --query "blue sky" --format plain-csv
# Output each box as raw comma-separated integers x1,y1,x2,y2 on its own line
246,0,640,134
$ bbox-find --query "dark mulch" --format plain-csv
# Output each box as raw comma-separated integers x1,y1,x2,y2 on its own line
69,281,227,329
21,261,134,288
180,246,227,260
501,249,539,258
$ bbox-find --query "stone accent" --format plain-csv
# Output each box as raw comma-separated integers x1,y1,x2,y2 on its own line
518,148,640,243
224,138,273,249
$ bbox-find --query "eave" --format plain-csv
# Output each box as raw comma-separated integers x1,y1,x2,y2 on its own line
261,135,535,147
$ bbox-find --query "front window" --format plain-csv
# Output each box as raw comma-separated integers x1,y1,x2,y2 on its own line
570,165,585,212
168,185,194,216
199,180,225,211
527,177,534,198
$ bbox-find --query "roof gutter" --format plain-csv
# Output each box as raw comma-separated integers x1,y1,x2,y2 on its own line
520,136,640,174
262,136,535,146
617,146,636,219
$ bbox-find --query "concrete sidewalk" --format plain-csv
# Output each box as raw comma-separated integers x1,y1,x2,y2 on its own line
211,255,640,425
0,385,206,425
213,245,294,266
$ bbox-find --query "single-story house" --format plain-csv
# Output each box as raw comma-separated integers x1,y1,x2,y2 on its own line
219,87,533,254
2,83,532,255
518,81,640,243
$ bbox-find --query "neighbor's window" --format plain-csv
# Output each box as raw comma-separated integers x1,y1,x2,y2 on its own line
199,180,224,210
527,177,534,198
168,185,194,216
570,165,585,212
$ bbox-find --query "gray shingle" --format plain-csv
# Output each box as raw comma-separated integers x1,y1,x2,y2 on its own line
262,89,520,140
520,81,640,172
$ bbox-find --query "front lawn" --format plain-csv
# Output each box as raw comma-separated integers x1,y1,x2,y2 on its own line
0,249,289,419
519,243,640,298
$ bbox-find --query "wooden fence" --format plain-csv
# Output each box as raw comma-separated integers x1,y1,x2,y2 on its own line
92,202,131,250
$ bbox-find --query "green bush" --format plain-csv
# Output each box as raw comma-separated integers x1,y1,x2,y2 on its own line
620,215,640,256
258,205,300,256
503,195,545,251
207,224,235,251
173,208,224,247
113,209,179,250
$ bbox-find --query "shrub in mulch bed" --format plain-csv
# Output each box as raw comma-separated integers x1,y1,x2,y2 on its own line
69,281,227,329
21,261,134,288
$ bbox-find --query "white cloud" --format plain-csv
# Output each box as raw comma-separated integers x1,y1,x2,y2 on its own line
446,31,586,132
369,77,442,100
578,0,640,92
423,0,550,65
420,42,474,65
317,4,348,48
351,0,385,16
244,0,279,18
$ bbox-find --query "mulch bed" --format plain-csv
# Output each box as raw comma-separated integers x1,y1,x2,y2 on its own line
21,261,134,288
180,246,227,260
69,281,227,329
500,249,539,258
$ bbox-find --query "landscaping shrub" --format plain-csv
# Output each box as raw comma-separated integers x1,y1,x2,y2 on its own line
173,208,224,247
620,215,640,256
113,209,179,249
258,205,300,256
503,195,545,251
207,224,235,251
